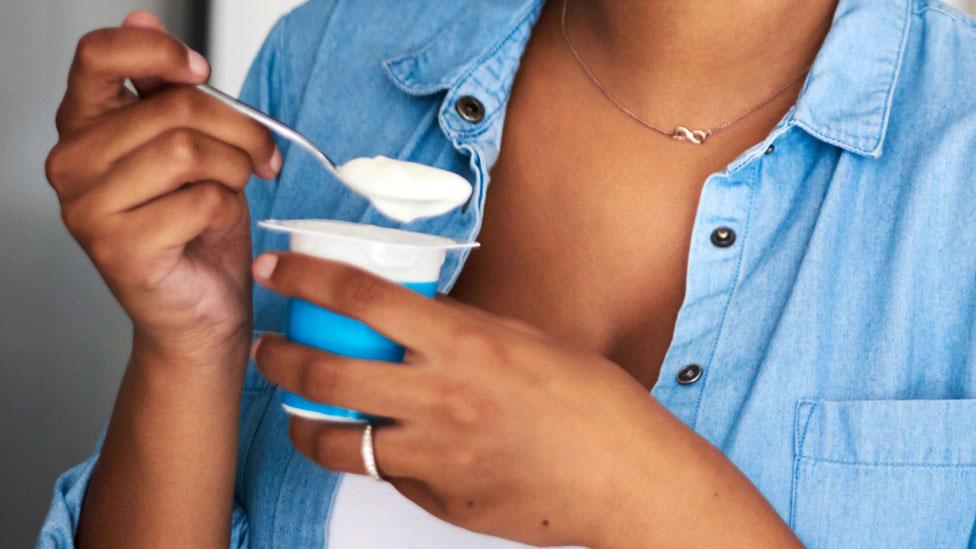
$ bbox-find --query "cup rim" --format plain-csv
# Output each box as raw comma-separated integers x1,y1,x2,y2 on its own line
258,219,480,251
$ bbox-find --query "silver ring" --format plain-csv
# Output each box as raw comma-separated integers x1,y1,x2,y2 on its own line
361,424,383,481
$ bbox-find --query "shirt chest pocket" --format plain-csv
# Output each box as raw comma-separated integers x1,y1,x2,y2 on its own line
791,399,976,548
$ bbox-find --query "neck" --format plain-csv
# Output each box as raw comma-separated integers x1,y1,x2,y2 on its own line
564,0,838,123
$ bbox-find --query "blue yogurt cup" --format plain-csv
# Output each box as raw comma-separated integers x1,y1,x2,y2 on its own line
259,219,478,423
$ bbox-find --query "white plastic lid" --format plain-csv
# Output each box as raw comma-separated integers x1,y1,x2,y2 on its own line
258,219,478,282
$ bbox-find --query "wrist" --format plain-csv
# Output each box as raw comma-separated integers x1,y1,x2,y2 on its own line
584,404,668,549
132,321,251,373
83,326,248,549
124,327,250,423
588,398,799,549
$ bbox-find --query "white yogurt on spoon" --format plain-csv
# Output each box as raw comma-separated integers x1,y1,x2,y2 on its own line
193,86,471,224
336,156,472,223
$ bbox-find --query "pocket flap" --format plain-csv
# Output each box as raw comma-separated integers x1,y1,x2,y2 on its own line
796,399,976,466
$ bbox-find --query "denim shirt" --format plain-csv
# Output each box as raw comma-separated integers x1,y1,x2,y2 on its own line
38,0,976,547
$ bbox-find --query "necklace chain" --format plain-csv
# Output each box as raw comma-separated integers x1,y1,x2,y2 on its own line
560,0,810,145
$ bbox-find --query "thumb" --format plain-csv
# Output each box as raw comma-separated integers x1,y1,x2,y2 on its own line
122,10,167,32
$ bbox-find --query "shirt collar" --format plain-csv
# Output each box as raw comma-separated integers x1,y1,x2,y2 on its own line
383,0,913,158
382,0,541,97
791,0,913,157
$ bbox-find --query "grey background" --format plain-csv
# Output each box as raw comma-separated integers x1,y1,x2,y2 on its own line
0,2,204,545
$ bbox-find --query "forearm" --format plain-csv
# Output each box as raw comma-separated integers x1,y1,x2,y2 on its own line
76,330,249,549
598,399,800,549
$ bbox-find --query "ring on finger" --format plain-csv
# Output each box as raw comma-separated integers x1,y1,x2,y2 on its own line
361,424,384,482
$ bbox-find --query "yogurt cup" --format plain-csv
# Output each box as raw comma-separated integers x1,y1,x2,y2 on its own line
259,219,478,423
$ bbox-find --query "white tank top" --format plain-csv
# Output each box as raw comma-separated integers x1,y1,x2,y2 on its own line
327,474,586,549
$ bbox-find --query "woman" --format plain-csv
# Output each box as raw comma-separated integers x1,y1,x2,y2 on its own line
38,0,976,547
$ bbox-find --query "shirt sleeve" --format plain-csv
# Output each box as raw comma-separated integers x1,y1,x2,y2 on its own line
34,17,289,549
34,433,102,549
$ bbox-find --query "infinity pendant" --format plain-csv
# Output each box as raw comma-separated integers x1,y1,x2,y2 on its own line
671,126,710,145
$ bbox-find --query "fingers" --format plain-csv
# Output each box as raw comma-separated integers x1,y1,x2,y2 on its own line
252,253,462,352
120,11,173,96
289,417,421,478
61,25,209,133
123,10,165,30
63,182,244,289
58,127,253,249
254,334,425,417
390,478,448,517
436,295,547,338
78,128,253,213
49,86,279,199
122,182,246,252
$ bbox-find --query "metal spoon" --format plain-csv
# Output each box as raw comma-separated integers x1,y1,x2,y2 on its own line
195,83,342,181
196,83,473,223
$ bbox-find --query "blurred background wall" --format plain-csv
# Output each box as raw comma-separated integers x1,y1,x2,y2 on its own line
0,2,204,546
209,0,304,94
0,0,308,544
2,0,975,546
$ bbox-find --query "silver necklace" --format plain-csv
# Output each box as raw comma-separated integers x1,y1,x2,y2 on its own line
560,0,810,145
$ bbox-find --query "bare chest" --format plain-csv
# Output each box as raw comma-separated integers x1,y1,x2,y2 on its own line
448,88,734,387
450,155,699,386
449,6,784,386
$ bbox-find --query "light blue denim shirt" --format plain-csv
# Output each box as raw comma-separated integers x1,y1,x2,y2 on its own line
38,0,976,547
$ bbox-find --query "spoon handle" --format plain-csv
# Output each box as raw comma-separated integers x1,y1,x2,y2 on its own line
195,83,341,178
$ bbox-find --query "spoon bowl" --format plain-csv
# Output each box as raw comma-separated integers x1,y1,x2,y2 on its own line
196,84,472,223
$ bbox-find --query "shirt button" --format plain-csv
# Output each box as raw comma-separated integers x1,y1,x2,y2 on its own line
765,144,775,155
710,227,736,248
455,96,485,123
677,364,703,385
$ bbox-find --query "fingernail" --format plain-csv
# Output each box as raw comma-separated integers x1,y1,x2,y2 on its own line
121,12,142,27
269,146,283,175
252,254,279,280
250,336,262,361
187,49,209,78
